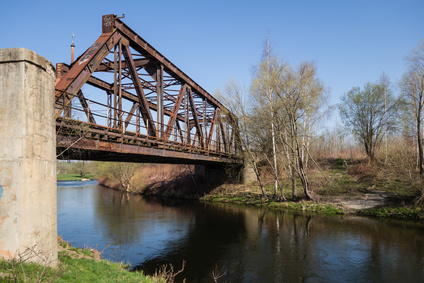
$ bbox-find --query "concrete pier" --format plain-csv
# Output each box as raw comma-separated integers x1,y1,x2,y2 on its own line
195,164,244,185
0,48,57,264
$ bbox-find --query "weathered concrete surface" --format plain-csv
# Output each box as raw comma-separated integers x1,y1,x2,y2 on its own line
241,161,256,184
0,48,57,265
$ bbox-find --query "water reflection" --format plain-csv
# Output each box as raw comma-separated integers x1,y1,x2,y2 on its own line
58,183,424,282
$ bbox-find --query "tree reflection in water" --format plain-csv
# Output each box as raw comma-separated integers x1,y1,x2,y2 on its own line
58,183,424,282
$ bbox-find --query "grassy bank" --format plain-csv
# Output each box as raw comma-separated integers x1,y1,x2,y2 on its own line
201,192,346,214
201,192,424,219
57,174,94,181
0,238,164,282
200,158,424,220
90,158,424,220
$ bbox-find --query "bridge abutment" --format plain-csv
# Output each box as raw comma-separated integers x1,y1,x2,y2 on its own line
0,48,57,265
195,164,244,185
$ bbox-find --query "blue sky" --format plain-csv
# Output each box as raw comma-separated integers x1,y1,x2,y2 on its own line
1,0,423,129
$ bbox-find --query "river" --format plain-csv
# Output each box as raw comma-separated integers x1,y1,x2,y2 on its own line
57,180,424,282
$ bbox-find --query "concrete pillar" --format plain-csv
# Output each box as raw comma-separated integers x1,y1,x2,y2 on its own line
0,48,57,265
241,162,256,184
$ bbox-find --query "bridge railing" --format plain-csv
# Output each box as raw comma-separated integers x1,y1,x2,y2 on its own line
56,93,239,157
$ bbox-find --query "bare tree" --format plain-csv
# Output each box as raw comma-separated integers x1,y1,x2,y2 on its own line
275,61,325,200
339,81,400,162
400,39,424,178
95,162,141,192
251,41,285,198
217,80,268,199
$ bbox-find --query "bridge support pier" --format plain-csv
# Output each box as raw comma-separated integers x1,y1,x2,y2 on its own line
195,164,243,185
0,48,57,265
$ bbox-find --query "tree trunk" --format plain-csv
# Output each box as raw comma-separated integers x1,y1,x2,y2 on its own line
291,115,313,200
246,144,267,199
252,159,267,199
291,163,297,200
271,115,278,196
285,129,297,200
417,108,423,178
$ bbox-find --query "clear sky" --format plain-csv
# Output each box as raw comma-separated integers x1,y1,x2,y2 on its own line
1,0,423,129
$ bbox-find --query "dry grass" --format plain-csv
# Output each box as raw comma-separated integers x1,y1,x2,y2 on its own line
129,164,220,198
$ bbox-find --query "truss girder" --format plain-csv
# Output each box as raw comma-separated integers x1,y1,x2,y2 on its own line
55,31,122,118
54,14,242,164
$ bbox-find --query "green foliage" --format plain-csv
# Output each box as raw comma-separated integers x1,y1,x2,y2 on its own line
57,161,94,178
339,81,401,160
360,206,424,219
0,247,156,282
57,174,94,181
202,193,346,215
93,162,140,180
93,162,142,192
56,253,154,282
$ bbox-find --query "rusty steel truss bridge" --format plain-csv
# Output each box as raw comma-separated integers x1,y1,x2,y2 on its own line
55,14,242,165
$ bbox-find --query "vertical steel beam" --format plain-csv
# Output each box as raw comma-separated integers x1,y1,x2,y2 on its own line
219,118,227,153
107,90,112,128
203,99,207,148
113,45,118,128
118,42,123,130
185,89,190,145
156,64,164,139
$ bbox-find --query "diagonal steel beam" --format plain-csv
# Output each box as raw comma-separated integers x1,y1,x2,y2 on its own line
55,31,122,118
206,108,219,148
219,117,227,153
188,88,204,148
175,120,184,143
124,102,138,130
85,75,187,123
163,85,186,142
121,43,157,137
76,90,96,124
112,15,226,111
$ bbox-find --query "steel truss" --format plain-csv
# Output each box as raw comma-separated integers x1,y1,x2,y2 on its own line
55,14,241,164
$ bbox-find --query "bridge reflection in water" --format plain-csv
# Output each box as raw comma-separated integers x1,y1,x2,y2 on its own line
55,14,241,165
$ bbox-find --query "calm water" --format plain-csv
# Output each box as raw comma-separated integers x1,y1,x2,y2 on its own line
57,181,424,282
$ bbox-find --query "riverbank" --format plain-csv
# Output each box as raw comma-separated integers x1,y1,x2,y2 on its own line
200,187,424,220
57,173,94,181
92,158,424,220
0,237,167,282
200,158,424,220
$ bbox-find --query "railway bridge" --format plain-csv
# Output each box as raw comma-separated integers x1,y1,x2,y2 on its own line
55,14,242,166
0,14,242,265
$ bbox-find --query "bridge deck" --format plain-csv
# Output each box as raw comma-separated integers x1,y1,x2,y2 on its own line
56,118,240,165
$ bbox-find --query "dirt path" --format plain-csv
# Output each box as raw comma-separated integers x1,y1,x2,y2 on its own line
339,191,390,210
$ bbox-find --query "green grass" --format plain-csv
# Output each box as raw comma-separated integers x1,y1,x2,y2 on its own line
57,174,94,181
201,158,424,220
359,206,424,219
202,194,346,215
0,246,158,282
